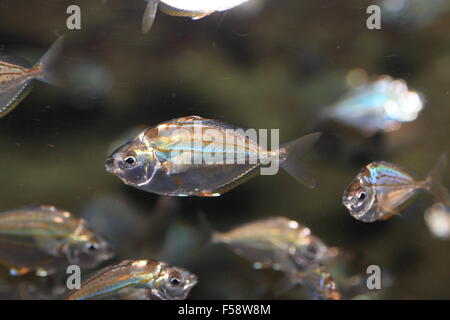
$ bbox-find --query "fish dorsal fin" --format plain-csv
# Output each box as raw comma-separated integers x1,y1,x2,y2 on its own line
0,56,31,68
0,81,33,119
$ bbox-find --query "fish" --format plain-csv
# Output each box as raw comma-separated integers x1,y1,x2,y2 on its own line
424,202,450,239
342,153,450,222
65,259,198,300
0,36,64,119
0,205,113,277
142,0,251,33
322,75,424,136
211,217,334,272
106,116,321,197
292,266,342,300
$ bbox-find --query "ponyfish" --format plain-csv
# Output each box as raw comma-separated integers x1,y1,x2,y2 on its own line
142,0,252,33
66,259,198,300
343,153,450,222
106,116,321,197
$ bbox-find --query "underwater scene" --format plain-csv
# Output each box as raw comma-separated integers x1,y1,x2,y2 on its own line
0,0,450,300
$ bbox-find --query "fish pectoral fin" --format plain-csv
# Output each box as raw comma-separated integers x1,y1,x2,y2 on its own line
379,206,401,220
142,0,160,34
0,81,33,119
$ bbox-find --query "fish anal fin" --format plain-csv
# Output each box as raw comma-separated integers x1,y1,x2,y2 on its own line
199,164,260,197
0,81,33,119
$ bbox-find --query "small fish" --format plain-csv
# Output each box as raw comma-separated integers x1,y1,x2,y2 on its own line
322,75,424,136
211,217,334,272
343,153,450,222
142,0,251,33
0,36,64,119
0,205,113,277
66,259,198,300
293,266,342,300
424,202,450,239
106,116,321,197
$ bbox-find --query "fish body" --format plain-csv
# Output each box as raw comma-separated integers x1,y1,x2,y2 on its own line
424,202,450,239
0,37,64,119
142,0,251,33
66,259,198,300
0,205,112,276
106,116,321,197
323,75,424,136
212,217,332,272
343,153,450,222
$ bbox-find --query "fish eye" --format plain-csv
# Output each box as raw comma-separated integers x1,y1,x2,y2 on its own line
306,245,317,255
123,155,137,167
169,277,182,287
85,242,99,252
358,192,366,201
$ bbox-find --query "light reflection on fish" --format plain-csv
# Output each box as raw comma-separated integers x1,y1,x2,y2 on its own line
322,74,424,136
66,259,198,300
0,205,113,277
106,116,321,197
212,217,335,272
424,202,450,239
292,266,341,300
0,36,63,119
343,153,450,222
142,0,252,33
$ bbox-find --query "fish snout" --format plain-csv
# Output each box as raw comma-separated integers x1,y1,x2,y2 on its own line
105,156,117,174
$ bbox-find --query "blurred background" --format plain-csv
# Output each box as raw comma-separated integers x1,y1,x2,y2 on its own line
0,0,449,299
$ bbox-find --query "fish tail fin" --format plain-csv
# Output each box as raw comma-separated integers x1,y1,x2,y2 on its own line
279,132,322,188
197,212,220,248
142,0,159,34
34,36,64,86
425,152,450,206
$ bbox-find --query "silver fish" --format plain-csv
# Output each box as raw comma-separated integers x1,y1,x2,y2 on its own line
343,153,450,222
212,217,334,272
142,0,252,33
0,205,113,277
0,36,64,119
106,116,321,197
66,259,198,300
424,202,450,239
323,75,424,136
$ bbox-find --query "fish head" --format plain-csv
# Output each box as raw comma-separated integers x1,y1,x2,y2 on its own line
298,235,330,264
105,136,157,187
157,266,198,300
342,175,378,222
65,222,114,268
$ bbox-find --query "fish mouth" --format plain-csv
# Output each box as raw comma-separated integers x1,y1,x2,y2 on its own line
105,156,120,176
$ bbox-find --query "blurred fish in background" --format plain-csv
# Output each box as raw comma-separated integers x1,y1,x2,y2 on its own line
380,0,450,30
424,202,450,240
0,205,113,278
320,71,425,137
209,216,361,299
